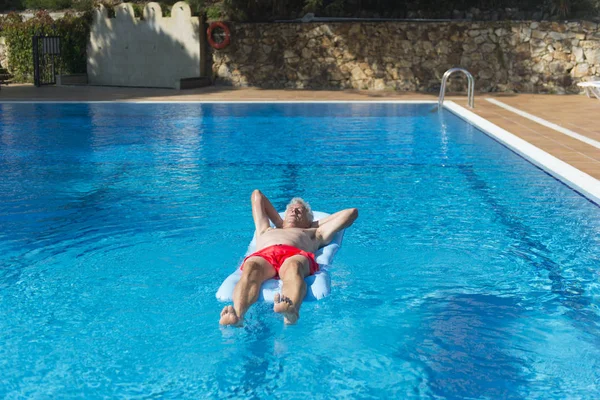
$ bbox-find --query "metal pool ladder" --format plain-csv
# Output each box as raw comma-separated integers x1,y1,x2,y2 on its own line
438,68,475,109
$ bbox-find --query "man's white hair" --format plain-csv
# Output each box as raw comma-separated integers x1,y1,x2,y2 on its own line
287,197,314,222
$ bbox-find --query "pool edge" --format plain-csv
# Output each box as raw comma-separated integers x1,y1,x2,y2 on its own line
0,100,439,104
443,100,600,205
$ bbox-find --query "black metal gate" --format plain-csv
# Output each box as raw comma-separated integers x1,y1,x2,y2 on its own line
32,35,61,87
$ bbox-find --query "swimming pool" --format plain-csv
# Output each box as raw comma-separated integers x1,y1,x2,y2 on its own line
1,102,599,398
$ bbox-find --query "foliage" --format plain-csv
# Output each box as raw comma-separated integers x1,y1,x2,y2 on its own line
302,0,322,14
566,0,600,17
24,0,71,10
102,3,116,17
0,0,93,12
551,0,571,16
220,0,246,20
204,0,600,21
72,0,94,11
0,0,598,21
56,10,92,73
205,3,221,19
0,0,24,12
1,10,91,82
186,0,205,15
131,2,143,17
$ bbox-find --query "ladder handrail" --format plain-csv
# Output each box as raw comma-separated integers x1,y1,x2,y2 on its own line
438,68,475,109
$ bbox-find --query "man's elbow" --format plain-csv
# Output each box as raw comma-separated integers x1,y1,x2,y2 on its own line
348,208,358,223
251,189,263,202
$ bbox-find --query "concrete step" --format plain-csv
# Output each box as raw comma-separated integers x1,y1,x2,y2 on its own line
56,74,88,86
0,71,13,84
177,76,212,90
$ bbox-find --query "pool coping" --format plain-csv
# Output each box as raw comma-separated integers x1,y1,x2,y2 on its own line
0,100,437,104
2,98,599,204
444,101,600,205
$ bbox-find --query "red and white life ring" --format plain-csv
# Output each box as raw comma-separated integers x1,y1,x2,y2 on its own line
207,22,231,50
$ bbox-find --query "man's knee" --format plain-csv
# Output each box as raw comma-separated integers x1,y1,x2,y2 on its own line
279,260,307,280
241,260,267,280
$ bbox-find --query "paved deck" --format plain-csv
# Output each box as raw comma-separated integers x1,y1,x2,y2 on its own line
1,84,599,179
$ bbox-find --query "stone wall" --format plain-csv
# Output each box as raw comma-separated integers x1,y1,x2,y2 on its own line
211,21,600,93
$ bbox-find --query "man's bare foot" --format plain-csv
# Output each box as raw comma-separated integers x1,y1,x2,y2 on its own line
219,305,242,326
273,293,299,325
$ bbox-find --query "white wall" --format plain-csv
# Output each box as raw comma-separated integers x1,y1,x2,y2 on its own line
87,2,205,89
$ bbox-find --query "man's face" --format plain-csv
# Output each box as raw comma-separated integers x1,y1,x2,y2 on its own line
284,203,311,228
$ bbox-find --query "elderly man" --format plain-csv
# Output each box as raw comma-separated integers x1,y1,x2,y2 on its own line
220,190,358,326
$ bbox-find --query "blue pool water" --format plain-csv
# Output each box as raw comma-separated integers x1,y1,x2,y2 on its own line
1,102,599,398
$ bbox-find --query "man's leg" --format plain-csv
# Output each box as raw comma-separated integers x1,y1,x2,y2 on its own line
220,257,276,326
274,255,310,325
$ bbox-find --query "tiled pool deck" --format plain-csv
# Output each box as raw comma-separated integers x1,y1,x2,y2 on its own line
2,83,599,180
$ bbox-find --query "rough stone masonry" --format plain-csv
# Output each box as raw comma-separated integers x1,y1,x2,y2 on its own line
211,20,600,93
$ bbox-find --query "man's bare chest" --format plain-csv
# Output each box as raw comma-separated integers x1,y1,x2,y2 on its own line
257,228,318,252
262,228,316,241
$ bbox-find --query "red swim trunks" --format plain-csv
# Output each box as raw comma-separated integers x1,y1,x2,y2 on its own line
240,244,319,278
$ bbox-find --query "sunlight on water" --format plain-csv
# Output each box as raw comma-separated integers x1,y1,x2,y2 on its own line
1,103,599,398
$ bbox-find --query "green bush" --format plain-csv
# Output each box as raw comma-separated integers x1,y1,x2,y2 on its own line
199,0,600,21
186,0,205,15
0,0,24,12
205,3,222,19
1,10,92,82
23,0,71,10
130,3,144,17
72,0,94,12
158,2,171,16
55,11,93,74
1,0,600,19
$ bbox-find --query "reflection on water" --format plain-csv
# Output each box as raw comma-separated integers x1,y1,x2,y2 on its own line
1,103,600,398
402,293,527,398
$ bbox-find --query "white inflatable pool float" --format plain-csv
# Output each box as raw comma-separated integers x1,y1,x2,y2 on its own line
216,211,344,302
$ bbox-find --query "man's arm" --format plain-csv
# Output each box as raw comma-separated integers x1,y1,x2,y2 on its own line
251,190,284,234
315,208,358,246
